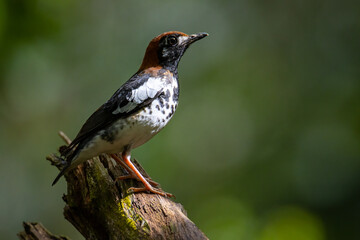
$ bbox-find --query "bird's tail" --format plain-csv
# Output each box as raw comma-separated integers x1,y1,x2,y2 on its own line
52,152,77,186
52,164,71,186
52,140,84,185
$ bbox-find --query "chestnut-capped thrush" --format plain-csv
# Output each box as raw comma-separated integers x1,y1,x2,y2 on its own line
52,31,208,197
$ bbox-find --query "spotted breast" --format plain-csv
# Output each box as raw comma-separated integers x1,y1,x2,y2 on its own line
101,71,178,150
71,70,179,166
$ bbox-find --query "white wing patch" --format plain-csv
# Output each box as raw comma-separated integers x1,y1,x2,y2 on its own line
145,77,161,98
112,77,164,114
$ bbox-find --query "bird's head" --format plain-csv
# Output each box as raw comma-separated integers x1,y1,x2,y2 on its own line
139,31,208,72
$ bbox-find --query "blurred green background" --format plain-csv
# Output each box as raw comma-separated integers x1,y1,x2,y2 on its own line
0,0,359,239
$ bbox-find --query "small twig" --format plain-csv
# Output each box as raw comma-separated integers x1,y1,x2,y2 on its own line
58,131,72,145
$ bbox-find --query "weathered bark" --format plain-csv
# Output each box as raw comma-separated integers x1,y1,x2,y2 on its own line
19,132,207,240
18,222,69,240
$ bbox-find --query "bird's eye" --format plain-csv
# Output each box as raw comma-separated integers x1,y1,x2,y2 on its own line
167,36,178,46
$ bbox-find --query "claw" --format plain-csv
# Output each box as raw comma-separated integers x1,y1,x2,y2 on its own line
127,187,175,198
116,174,160,187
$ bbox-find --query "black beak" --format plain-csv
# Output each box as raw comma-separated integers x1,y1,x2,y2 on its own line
185,32,209,45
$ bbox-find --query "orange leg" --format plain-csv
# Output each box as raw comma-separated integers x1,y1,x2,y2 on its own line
109,154,159,187
121,152,174,198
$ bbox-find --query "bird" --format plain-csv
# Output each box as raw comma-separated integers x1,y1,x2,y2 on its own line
52,31,208,197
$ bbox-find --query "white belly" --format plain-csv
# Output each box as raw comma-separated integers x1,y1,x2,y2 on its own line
74,93,177,164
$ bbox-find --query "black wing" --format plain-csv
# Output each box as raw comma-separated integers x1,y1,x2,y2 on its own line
62,72,164,160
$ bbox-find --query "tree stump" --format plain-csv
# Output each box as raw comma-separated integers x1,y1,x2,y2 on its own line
18,132,208,240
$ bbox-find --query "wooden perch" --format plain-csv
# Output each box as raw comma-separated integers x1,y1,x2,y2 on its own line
19,132,208,240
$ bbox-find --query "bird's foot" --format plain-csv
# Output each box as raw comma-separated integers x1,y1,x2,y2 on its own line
127,186,175,198
111,154,159,186
116,174,160,187
114,152,175,198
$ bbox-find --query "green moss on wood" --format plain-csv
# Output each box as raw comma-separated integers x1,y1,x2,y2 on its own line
66,158,151,239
